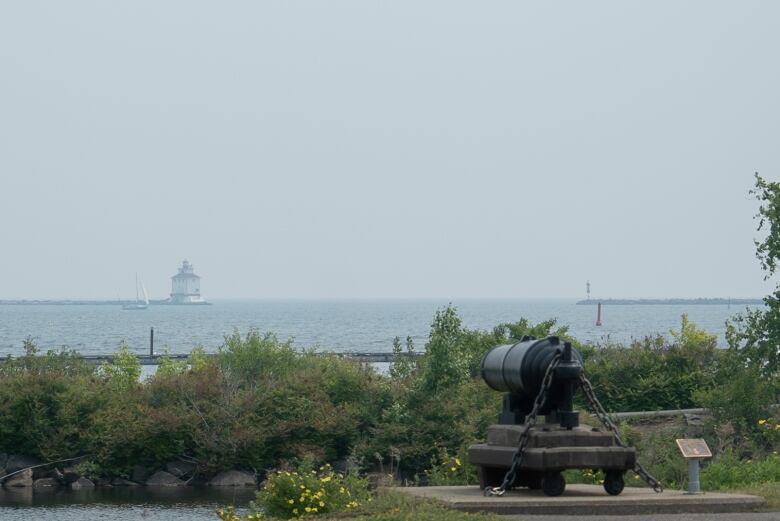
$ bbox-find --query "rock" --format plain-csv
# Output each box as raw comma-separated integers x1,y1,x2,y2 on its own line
111,478,141,487
208,470,256,487
4,468,34,488
146,471,186,487
61,467,80,484
331,460,348,473
70,477,95,490
33,478,59,490
95,477,113,487
165,461,196,479
131,465,149,484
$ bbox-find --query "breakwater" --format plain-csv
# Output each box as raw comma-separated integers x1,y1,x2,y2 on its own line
58,351,407,365
575,298,763,305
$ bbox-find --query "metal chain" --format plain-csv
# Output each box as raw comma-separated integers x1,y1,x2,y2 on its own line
484,352,562,497
579,373,664,493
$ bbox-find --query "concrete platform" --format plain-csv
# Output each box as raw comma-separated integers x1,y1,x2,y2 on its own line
396,485,767,515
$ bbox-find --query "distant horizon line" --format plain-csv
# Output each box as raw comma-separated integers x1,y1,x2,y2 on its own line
0,296,765,303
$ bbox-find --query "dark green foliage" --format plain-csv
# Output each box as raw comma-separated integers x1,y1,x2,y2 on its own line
0,332,392,479
580,315,718,412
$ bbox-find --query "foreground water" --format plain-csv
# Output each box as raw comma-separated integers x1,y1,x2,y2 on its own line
0,299,753,356
0,487,256,521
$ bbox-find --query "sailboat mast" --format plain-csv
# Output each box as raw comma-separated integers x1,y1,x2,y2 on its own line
135,273,139,303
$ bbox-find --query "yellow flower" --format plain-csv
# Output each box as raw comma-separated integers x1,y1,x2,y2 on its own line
319,501,325,507
292,509,299,515
759,419,767,425
454,457,461,466
305,507,311,513
288,499,295,504
450,467,456,472
312,507,318,513
320,476,332,483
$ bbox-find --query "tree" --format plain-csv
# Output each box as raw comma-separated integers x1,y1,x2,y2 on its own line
726,173,780,378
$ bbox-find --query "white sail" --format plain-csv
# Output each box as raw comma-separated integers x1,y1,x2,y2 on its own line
141,281,149,305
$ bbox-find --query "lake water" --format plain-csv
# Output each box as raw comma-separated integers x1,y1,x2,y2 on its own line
0,299,754,357
0,487,256,521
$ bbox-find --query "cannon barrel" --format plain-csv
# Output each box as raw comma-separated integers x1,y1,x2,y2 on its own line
480,336,583,428
481,336,582,396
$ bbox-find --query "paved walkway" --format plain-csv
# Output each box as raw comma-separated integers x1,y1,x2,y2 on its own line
509,514,780,521
396,485,767,516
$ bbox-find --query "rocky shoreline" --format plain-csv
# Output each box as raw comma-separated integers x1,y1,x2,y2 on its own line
0,454,257,491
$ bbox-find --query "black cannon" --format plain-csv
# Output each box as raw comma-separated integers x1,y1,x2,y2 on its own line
468,336,640,497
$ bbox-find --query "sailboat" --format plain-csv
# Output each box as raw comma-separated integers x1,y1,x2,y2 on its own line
123,274,149,310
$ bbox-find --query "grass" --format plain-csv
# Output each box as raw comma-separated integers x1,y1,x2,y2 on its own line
224,490,502,521
722,483,780,511
340,490,501,521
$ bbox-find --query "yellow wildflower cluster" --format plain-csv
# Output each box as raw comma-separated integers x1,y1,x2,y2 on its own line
757,418,780,430
256,464,368,519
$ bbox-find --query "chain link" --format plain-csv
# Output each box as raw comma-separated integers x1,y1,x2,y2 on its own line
484,352,562,497
579,373,664,493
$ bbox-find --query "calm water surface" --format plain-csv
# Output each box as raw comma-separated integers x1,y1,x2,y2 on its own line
0,487,256,521
0,299,753,356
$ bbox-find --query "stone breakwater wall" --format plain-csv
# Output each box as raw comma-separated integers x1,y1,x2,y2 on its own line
0,454,257,490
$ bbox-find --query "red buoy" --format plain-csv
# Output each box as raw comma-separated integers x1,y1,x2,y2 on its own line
596,302,603,326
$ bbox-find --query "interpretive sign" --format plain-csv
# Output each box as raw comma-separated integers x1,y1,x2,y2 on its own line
676,438,712,459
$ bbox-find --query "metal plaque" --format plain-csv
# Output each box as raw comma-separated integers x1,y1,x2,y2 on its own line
676,438,712,459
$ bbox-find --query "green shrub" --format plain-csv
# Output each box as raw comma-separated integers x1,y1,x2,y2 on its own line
580,315,718,412
253,463,370,518
425,447,476,485
702,451,780,489
96,341,141,390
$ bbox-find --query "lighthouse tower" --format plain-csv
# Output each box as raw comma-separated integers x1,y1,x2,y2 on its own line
170,260,206,304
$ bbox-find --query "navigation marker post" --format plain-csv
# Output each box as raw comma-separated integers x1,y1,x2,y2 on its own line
676,439,712,494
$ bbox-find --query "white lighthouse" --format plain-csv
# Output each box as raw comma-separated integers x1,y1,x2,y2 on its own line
170,259,207,304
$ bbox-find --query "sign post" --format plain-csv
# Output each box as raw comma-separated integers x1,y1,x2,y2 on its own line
675,439,712,494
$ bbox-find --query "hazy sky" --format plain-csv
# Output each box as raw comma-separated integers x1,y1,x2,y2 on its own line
1,1,778,299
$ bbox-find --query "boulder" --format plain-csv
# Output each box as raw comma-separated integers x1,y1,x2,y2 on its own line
131,465,149,484
146,471,186,487
111,478,141,487
4,468,34,488
70,477,95,490
60,467,80,484
165,461,196,479
208,470,256,487
33,478,59,490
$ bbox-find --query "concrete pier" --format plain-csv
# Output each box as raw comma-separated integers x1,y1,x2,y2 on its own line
395,485,767,515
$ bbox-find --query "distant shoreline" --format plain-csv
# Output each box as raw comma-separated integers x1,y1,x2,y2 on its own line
575,298,763,306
